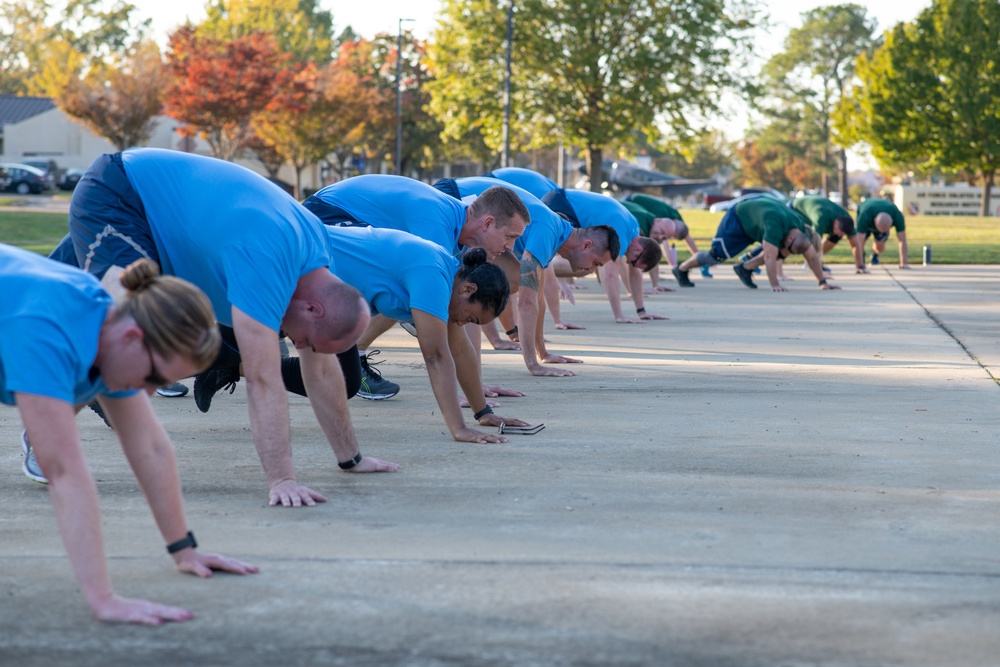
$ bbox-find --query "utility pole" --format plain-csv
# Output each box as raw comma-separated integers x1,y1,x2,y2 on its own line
501,1,514,168
395,18,415,176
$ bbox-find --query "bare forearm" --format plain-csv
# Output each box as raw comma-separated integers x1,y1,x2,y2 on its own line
244,375,295,485
629,266,645,310
49,467,115,609
602,262,625,319
300,355,360,462
518,288,545,369
426,353,470,435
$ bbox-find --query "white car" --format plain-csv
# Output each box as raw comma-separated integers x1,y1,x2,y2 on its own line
708,188,787,213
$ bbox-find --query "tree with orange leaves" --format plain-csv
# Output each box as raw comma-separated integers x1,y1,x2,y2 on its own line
163,26,290,161
253,40,390,194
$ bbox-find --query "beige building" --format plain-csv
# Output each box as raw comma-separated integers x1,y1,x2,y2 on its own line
0,95,322,192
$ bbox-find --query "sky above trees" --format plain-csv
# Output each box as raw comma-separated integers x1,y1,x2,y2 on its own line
132,0,928,47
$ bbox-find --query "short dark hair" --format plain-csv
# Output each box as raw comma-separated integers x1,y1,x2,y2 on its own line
457,248,510,317
584,225,620,260
834,215,855,237
468,185,530,228
633,236,663,271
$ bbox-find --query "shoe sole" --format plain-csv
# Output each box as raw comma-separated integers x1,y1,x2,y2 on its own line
357,390,399,400
156,388,189,397
21,432,49,485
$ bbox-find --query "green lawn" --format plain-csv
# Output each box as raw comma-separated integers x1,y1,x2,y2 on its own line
680,209,1000,265
0,209,70,256
2,206,998,264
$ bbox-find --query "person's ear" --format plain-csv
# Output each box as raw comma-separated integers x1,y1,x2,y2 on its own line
460,281,478,297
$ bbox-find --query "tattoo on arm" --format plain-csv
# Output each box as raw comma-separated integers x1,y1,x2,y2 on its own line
519,253,542,292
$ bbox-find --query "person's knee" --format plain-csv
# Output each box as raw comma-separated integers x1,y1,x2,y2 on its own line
697,250,721,266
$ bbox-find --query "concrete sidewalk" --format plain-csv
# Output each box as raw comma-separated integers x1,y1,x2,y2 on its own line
2,265,999,666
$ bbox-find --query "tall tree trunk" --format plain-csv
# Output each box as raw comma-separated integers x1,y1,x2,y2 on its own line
838,148,848,207
820,145,829,196
587,146,603,193
981,169,995,218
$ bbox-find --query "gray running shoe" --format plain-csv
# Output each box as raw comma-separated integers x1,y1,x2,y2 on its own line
156,382,189,398
21,431,48,484
358,350,400,400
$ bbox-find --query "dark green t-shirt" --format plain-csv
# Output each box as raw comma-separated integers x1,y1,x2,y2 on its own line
627,194,683,222
620,199,655,237
856,198,905,234
791,196,855,237
735,198,806,246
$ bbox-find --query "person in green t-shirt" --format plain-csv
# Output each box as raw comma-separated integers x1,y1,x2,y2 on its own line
625,193,713,286
791,195,868,274
855,198,909,268
673,197,841,291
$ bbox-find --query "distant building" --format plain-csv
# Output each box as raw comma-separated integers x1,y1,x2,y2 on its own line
0,94,322,192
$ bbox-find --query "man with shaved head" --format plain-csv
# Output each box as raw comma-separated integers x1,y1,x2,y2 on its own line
673,197,841,292
855,198,909,269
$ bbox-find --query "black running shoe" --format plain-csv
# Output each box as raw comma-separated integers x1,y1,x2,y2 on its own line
672,266,695,287
89,400,113,429
193,366,241,413
733,263,758,289
358,350,400,400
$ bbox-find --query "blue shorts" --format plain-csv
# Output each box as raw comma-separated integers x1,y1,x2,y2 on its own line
301,196,368,227
709,207,754,261
866,230,890,243
67,153,158,279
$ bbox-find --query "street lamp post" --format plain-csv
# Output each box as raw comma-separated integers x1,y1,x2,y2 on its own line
396,18,415,176
501,1,514,168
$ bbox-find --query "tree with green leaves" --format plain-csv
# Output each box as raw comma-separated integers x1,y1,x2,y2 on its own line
761,3,878,205
837,0,1000,216
428,0,758,191
1,0,150,95
366,32,443,179
198,0,335,64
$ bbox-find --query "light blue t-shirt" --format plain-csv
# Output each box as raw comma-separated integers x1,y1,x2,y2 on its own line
313,175,467,255
0,244,132,406
121,148,331,330
325,226,459,324
565,190,640,247
456,177,571,268
487,168,559,200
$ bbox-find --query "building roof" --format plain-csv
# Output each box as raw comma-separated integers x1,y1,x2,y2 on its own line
0,95,55,128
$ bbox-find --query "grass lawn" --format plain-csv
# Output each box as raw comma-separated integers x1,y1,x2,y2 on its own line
680,209,1000,265
1,205,998,264
0,209,70,256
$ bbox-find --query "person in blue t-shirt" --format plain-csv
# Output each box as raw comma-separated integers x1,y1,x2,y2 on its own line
541,188,666,324
483,166,559,200
62,148,398,509
438,177,620,378
303,175,528,258
302,175,531,402
294,227,532,442
1,246,257,624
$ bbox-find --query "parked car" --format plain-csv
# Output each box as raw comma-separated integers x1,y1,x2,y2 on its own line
0,163,50,195
20,158,60,190
58,167,87,191
708,187,787,213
